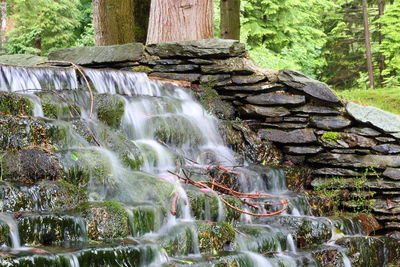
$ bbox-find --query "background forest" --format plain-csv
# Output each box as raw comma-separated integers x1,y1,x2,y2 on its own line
1,0,399,101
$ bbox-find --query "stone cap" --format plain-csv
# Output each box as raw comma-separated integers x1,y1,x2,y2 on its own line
0,54,47,67
48,43,145,66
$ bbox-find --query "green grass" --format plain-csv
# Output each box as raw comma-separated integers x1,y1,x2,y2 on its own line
335,87,400,115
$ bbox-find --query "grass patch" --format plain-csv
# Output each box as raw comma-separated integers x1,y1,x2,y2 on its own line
335,87,400,115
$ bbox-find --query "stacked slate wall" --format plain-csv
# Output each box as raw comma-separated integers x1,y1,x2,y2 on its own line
44,39,400,230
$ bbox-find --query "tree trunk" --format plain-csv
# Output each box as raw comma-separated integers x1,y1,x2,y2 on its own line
93,0,135,46
146,0,214,44
377,0,385,87
0,0,7,50
220,0,240,40
133,0,151,43
361,0,375,89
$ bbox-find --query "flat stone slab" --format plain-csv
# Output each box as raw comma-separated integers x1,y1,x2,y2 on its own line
319,133,377,148
311,115,352,130
313,168,360,176
246,92,305,105
346,101,400,133
348,127,381,137
232,75,267,84
146,39,246,58
153,64,199,72
278,69,340,103
383,168,400,180
292,104,340,115
223,83,284,92
0,54,47,66
372,144,400,154
149,72,201,82
201,57,255,74
49,43,144,65
308,153,400,168
284,146,323,154
258,128,317,144
239,104,290,117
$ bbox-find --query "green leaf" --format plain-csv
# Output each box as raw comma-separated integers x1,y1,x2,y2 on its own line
70,151,79,161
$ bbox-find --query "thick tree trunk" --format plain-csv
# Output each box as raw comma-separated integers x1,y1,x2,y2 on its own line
377,0,385,87
0,0,7,49
133,0,151,43
361,0,375,89
146,0,214,44
93,0,135,46
220,0,240,40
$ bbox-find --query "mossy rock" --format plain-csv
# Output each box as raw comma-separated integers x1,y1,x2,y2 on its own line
0,115,54,151
36,92,81,120
0,91,34,116
131,65,153,74
80,201,130,240
146,115,203,147
236,225,287,253
129,205,163,237
94,94,125,128
0,222,10,247
0,147,64,185
197,85,235,120
160,221,236,256
0,180,87,212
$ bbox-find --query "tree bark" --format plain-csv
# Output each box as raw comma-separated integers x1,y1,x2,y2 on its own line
0,0,7,49
146,0,214,44
220,0,240,40
377,0,385,87
361,0,375,89
133,0,151,43
93,0,135,46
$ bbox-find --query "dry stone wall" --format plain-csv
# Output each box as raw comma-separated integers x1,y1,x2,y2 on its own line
40,39,400,230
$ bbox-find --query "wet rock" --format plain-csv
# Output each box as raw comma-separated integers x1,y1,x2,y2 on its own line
383,168,400,180
283,116,309,122
376,137,396,143
149,72,200,82
246,91,305,106
149,59,185,65
258,128,317,144
348,127,381,137
188,58,214,64
278,69,340,103
49,43,145,65
239,104,290,117
94,94,125,128
0,92,34,116
201,57,256,74
0,54,47,66
305,192,334,216
153,64,199,72
319,132,377,148
310,115,351,130
146,39,246,58
80,201,130,240
1,148,63,185
128,205,161,237
231,75,267,84
284,154,306,164
313,168,360,176
285,166,313,191
292,104,340,115
372,144,400,154
308,153,400,168
346,101,400,133
355,213,382,235
372,198,400,214
251,122,308,129
284,146,323,155
37,92,81,119
198,86,235,120
223,82,284,92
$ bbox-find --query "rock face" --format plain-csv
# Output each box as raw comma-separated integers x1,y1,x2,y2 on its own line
346,101,400,133
146,39,246,58
278,69,340,103
49,43,144,65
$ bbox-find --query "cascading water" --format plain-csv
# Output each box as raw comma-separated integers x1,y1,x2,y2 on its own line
0,64,389,266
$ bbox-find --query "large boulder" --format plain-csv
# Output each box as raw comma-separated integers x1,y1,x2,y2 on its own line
48,43,145,65
146,39,246,58
278,69,340,104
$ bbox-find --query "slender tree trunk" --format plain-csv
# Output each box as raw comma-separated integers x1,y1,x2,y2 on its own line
361,0,375,89
377,0,385,87
0,0,7,50
220,0,240,40
93,0,135,46
133,0,151,43
146,0,214,44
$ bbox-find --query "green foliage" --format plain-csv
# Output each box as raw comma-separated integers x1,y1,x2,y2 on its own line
6,0,80,55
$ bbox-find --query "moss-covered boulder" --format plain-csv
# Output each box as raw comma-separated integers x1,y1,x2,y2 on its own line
94,94,125,128
197,85,235,120
37,92,81,120
1,147,63,185
0,92,34,116
129,205,163,237
0,180,87,212
160,221,236,256
80,201,130,240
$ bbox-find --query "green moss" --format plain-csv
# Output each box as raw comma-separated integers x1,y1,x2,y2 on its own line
0,92,34,116
79,201,130,240
37,92,80,119
129,205,162,237
321,131,340,143
131,65,153,74
94,94,125,129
